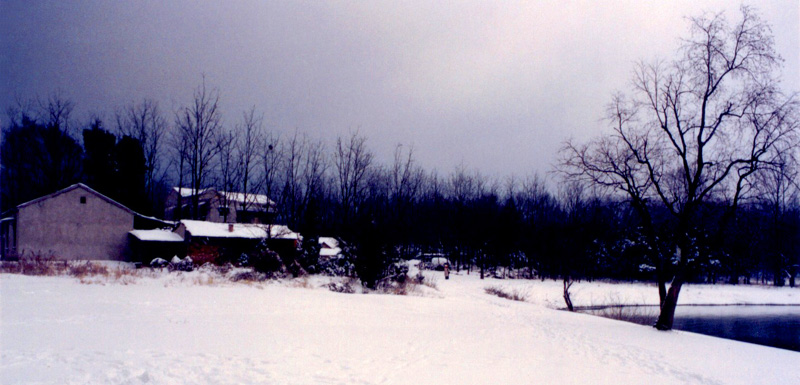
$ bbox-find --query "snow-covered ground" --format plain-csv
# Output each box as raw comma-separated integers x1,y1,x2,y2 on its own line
2,269,799,384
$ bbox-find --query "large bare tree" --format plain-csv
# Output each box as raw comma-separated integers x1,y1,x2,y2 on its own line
561,6,798,330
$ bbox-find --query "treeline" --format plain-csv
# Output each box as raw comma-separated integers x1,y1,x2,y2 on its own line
2,86,798,287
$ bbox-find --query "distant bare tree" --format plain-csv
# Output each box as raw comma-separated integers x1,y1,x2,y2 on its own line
175,78,223,219
39,92,74,133
277,131,327,229
217,127,240,222
561,6,798,330
238,107,263,211
390,144,424,204
261,132,282,214
448,164,485,203
334,131,374,231
115,99,167,210
754,149,800,286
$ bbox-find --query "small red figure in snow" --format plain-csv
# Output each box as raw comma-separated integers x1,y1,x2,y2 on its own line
444,262,450,280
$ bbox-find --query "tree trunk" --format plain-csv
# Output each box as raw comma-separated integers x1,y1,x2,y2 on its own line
563,277,574,312
654,276,684,330
656,259,667,305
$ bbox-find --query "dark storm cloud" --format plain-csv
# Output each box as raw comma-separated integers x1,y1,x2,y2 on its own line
2,1,798,178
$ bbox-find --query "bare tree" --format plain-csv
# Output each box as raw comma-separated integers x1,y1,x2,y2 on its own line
560,6,798,330
261,132,282,217
115,99,167,209
389,144,425,255
175,78,223,219
217,127,240,222
238,107,263,212
334,131,374,231
390,144,424,204
448,164,485,203
753,148,800,286
167,127,190,220
39,92,74,133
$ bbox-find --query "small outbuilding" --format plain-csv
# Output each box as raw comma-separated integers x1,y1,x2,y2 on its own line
128,229,185,264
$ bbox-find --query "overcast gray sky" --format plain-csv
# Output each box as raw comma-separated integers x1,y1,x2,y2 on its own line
2,1,798,179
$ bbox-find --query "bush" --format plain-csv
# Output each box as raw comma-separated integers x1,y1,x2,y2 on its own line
352,233,398,289
169,256,194,272
150,258,169,268
297,236,321,274
241,240,289,278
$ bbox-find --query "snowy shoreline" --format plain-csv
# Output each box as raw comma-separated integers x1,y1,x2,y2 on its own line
2,271,799,384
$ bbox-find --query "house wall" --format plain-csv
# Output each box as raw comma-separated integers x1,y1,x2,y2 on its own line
16,187,134,260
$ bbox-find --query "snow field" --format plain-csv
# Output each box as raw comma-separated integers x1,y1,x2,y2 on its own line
2,270,799,384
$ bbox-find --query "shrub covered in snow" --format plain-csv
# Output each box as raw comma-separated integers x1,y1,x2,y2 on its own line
150,258,169,268
169,256,194,272
243,241,287,277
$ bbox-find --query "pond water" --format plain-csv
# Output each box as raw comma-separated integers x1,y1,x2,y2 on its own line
672,305,800,352
581,305,800,352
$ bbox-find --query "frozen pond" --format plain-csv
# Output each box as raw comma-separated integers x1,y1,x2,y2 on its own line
673,305,800,352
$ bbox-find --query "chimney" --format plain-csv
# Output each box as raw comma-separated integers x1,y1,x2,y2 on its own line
228,223,234,232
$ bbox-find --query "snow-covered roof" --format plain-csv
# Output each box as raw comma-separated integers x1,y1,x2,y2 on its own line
221,191,275,207
318,237,339,249
129,229,184,242
173,187,275,207
180,220,300,240
173,187,211,197
320,247,342,257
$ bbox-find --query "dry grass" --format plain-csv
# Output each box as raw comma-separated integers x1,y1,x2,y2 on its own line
1,255,156,285
327,277,359,294
582,305,658,325
485,285,529,302
68,261,110,278
288,276,317,289
1,255,66,275
231,270,268,282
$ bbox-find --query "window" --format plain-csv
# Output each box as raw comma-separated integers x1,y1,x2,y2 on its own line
80,196,86,204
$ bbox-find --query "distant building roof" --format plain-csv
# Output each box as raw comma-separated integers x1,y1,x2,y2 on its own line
173,187,211,197
320,247,342,257
180,220,300,240
319,237,339,249
220,191,275,207
129,229,184,242
173,187,275,208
